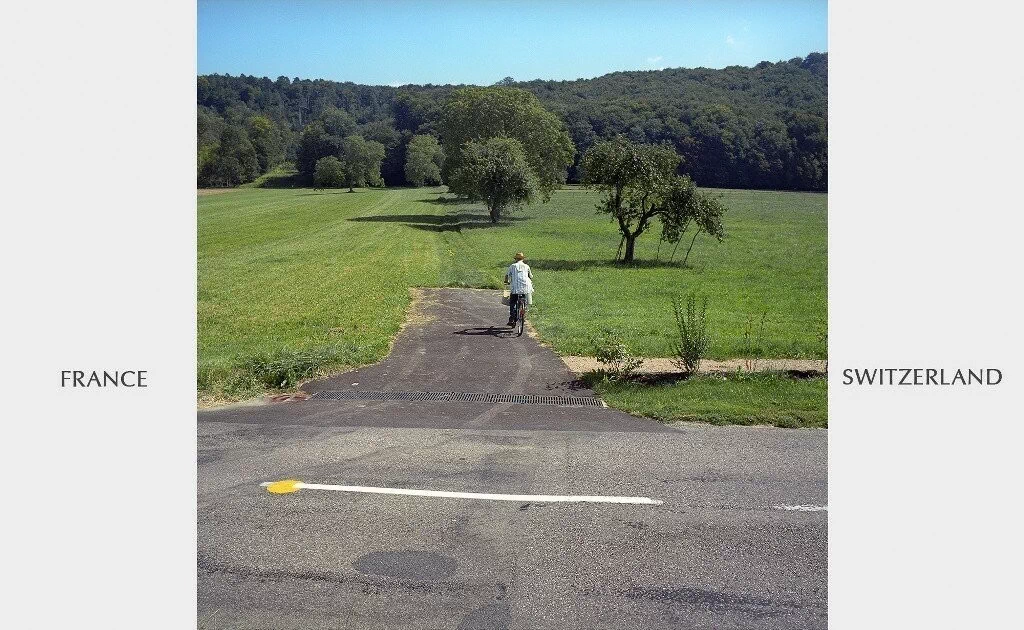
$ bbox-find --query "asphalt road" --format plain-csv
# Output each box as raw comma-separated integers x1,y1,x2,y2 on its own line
199,289,827,629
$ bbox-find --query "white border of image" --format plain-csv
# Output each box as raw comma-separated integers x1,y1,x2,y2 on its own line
1,1,197,627
0,1,1021,627
830,1,1022,627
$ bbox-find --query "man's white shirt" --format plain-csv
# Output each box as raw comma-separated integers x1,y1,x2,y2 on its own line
506,261,533,294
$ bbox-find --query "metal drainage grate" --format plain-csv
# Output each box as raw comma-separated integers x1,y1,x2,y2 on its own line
307,390,604,407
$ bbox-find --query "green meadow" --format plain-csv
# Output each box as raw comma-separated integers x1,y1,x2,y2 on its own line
586,373,828,429
199,184,826,420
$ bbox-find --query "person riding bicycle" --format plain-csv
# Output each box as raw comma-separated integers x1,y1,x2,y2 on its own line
504,252,533,327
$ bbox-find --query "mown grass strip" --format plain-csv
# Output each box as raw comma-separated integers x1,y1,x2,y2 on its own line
585,372,827,428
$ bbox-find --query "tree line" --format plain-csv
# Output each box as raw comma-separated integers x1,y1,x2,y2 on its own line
197,52,826,191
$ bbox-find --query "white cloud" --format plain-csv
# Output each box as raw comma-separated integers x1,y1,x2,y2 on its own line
646,55,663,64
725,35,737,46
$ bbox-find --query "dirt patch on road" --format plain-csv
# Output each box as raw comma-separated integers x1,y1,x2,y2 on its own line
561,356,826,376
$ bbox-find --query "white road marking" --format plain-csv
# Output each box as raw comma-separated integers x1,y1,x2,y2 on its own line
260,481,662,505
772,504,827,511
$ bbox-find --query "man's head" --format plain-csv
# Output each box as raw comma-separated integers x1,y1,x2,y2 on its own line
514,252,525,261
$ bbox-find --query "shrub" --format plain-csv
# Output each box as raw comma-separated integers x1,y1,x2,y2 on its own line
592,328,644,379
671,293,711,374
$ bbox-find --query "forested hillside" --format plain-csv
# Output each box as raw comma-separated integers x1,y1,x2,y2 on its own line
198,52,826,190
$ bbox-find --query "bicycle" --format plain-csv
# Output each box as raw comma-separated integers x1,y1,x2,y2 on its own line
513,294,527,337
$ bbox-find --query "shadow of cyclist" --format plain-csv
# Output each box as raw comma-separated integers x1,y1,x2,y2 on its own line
452,326,514,338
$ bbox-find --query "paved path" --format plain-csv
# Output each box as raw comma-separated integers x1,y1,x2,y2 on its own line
198,289,826,629
303,288,596,396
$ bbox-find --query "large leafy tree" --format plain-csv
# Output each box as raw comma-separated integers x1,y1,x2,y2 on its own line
198,124,259,187
312,156,346,189
295,108,357,176
197,108,225,179
319,107,357,137
448,137,538,223
439,86,575,201
339,135,386,191
247,115,285,173
295,121,337,175
360,120,405,185
404,134,445,186
581,137,726,263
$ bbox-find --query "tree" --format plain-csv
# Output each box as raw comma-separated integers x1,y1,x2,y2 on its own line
393,91,437,133
198,107,224,149
339,135,386,191
658,177,727,266
786,111,827,191
219,125,259,180
439,86,575,201
198,124,259,187
360,120,405,185
581,137,726,263
295,121,337,175
404,134,445,186
448,136,538,223
319,107,357,138
313,156,346,189
198,153,245,188
295,109,359,176
562,109,598,181
247,115,284,173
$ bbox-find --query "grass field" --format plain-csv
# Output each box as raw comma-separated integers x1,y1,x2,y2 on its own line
199,184,826,413
585,373,828,429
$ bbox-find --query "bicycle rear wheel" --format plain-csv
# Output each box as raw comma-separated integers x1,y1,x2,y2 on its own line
516,302,526,336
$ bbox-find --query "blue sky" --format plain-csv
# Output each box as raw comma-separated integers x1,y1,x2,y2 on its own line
198,0,827,85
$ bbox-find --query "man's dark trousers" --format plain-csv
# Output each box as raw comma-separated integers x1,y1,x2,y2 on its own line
508,293,525,324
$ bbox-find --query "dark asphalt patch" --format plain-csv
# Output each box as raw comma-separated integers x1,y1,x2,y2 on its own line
622,585,813,621
457,603,512,630
200,398,674,433
307,389,605,407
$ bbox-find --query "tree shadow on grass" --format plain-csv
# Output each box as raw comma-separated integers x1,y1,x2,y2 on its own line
296,190,363,196
348,212,528,232
527,258,692,271
423,196,466,206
